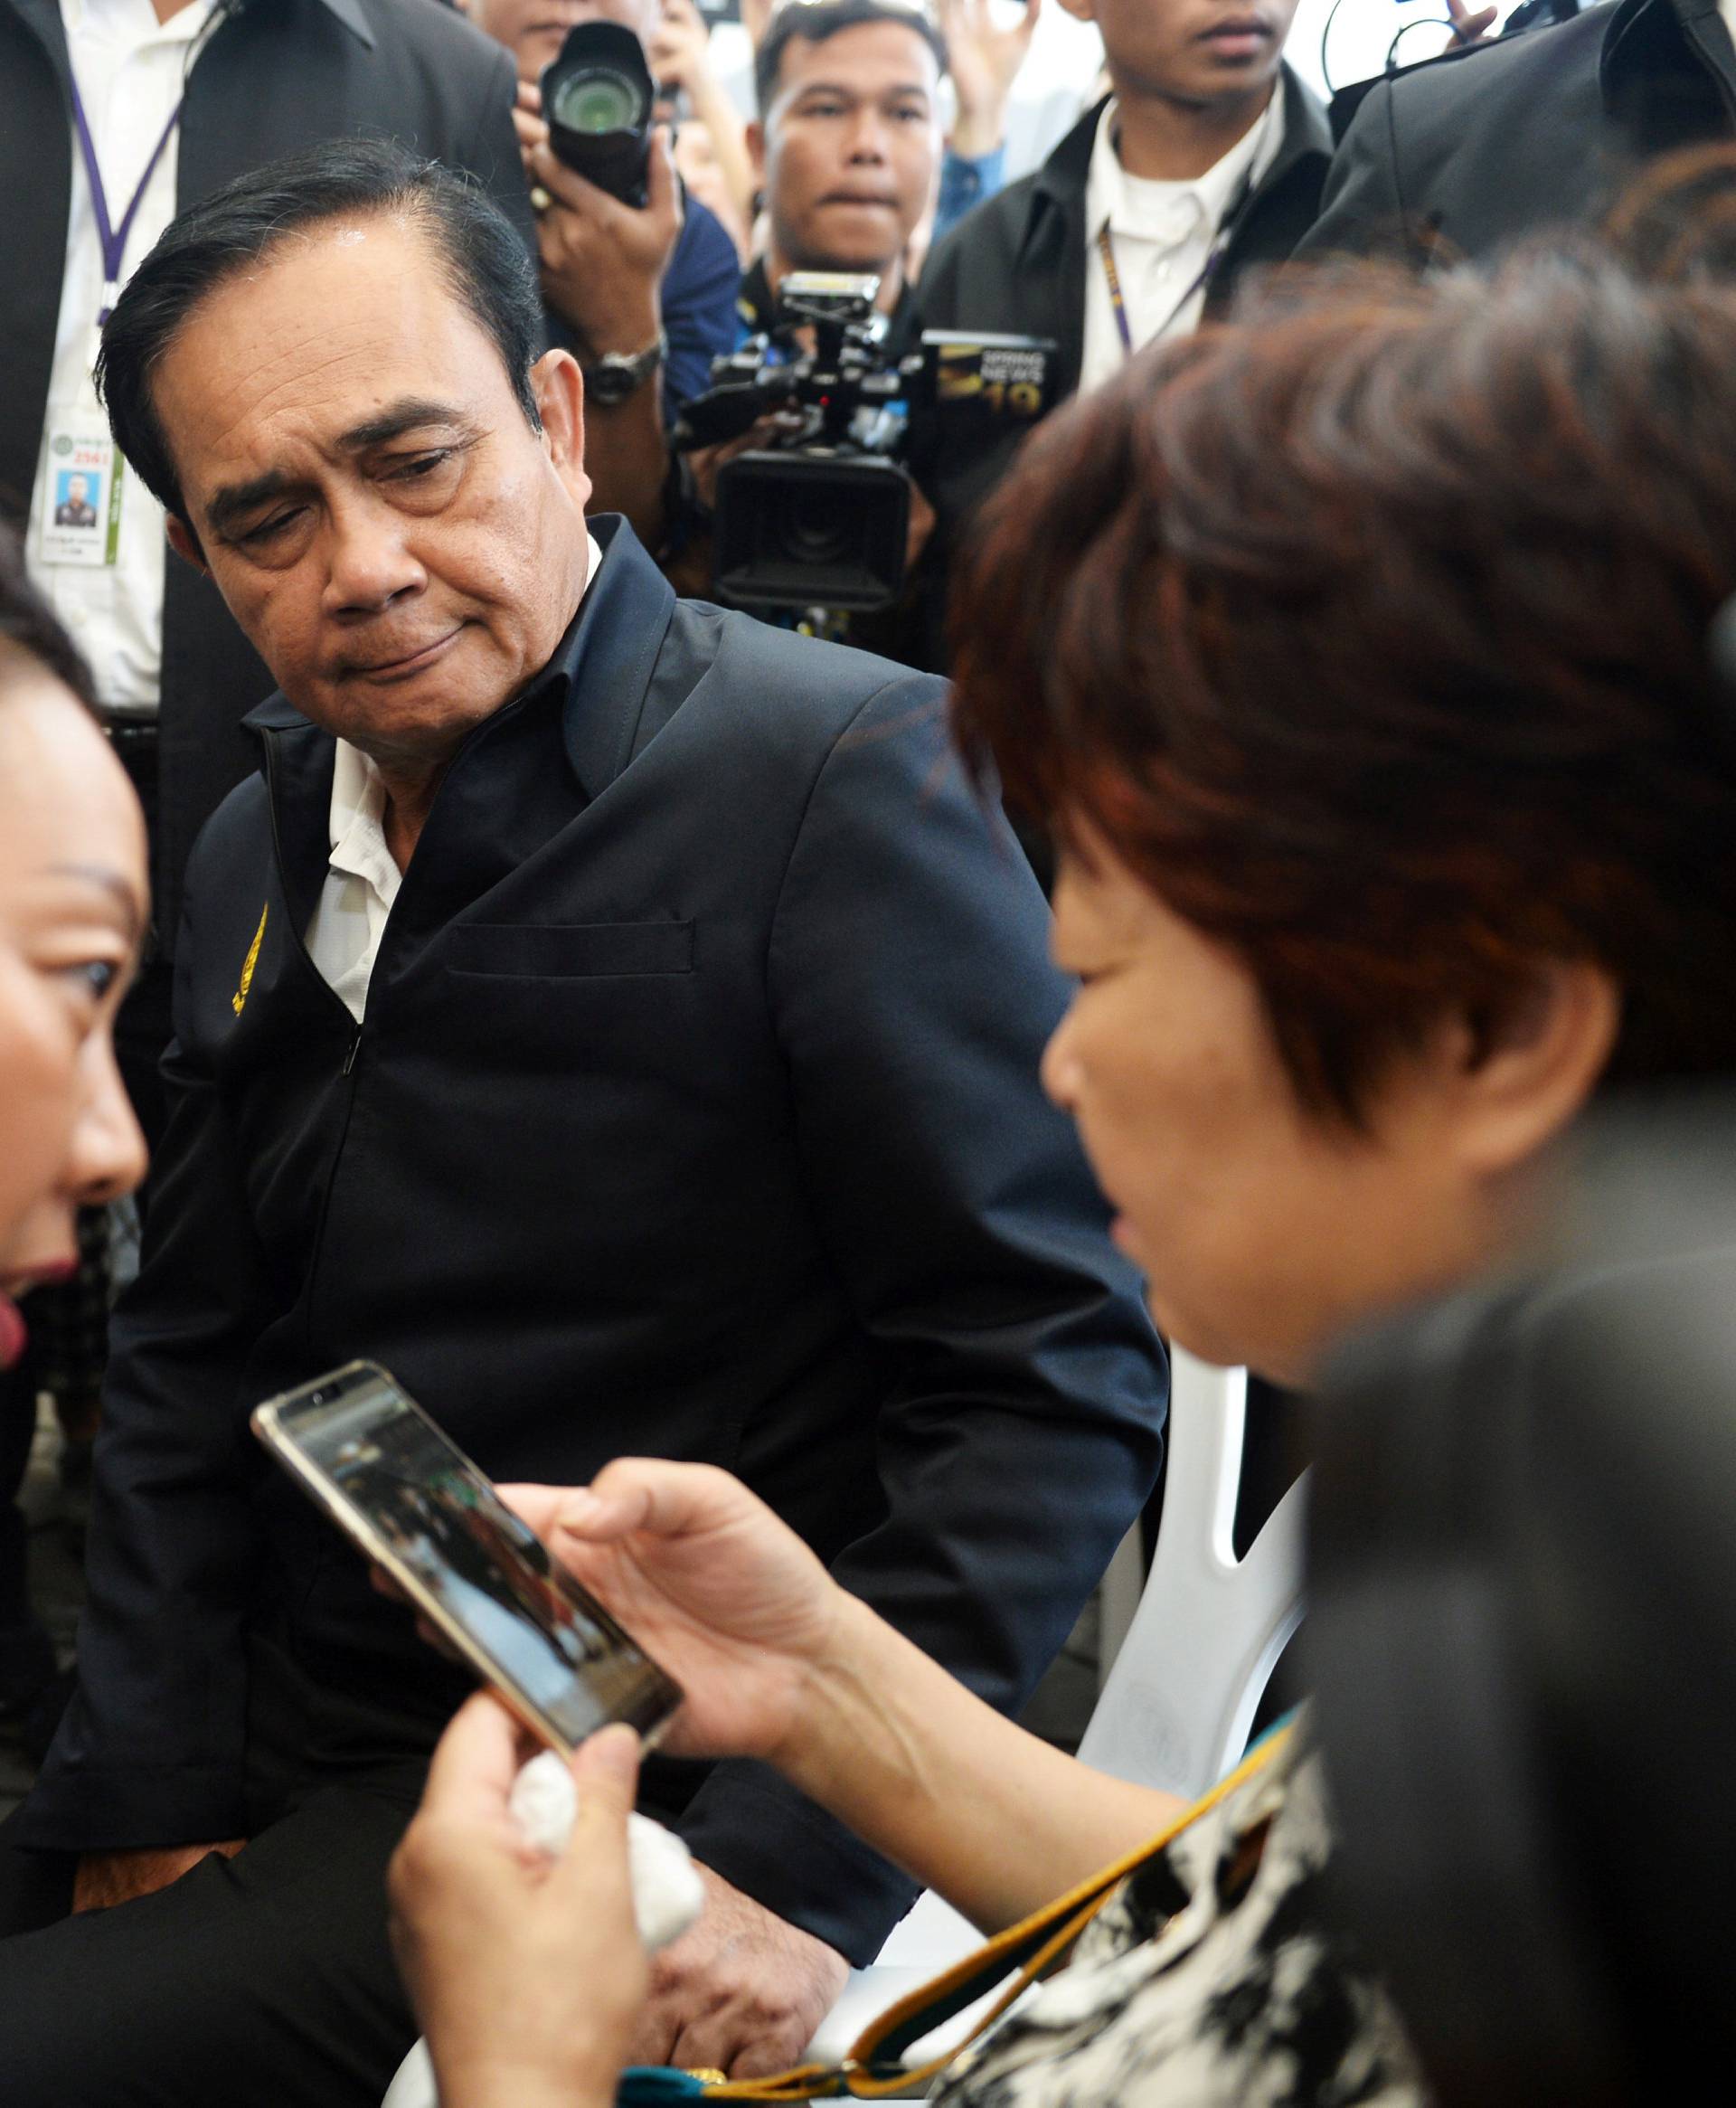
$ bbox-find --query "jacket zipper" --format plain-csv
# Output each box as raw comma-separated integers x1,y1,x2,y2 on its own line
259,727,370,1354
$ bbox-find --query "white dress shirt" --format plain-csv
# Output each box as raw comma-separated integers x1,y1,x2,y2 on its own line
1078,90,1283,399
305,534,606,1026
26,0,217,710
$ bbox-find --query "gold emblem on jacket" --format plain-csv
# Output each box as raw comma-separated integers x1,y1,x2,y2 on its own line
232,903,269,1016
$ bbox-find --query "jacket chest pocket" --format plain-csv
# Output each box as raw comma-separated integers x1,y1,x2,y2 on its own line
444,921,695,978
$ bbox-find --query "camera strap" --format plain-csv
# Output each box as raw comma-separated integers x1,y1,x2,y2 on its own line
616,1716,1297,2107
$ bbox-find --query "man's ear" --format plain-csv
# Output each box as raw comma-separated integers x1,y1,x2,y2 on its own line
1448,959,1622,1177
165,513,208,575
529,348,592,512
746,119,767,184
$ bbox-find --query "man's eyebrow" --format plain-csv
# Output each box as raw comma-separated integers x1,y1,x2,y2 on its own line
206,468,291,538
203,402,476,534
336,399,476,452
793,77,930,100
49,863,146,941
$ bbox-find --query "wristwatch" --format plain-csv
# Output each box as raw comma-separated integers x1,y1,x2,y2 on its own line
582,333,666,407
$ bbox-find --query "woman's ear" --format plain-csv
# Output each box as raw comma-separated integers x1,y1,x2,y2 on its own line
1448,960,1622,1176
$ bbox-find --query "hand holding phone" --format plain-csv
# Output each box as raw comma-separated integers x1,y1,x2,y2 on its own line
252,1362,683,1756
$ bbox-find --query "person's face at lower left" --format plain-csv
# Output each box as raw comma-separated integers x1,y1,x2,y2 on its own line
0,662,148,1366
1040,831,1514,1385
156,213,593,780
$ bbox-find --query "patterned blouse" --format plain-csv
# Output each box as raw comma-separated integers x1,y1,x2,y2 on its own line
931,1718,1429,2108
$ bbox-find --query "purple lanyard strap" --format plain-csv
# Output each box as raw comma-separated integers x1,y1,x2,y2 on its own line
70,72,185,325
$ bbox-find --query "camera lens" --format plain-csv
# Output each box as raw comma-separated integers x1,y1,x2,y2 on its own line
781,487,849,567
550,67,643,134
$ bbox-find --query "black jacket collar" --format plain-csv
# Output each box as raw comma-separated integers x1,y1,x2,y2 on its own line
1024,66,1331,249
242,516,678,808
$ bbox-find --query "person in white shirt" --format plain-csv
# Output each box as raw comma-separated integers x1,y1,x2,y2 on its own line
901,0,1329,670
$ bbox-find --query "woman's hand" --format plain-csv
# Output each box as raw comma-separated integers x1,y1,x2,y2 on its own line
389,1698,648,2108
500,1460,849,1764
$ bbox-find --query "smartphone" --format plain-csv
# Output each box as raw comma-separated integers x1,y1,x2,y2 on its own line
252,1361,683,1756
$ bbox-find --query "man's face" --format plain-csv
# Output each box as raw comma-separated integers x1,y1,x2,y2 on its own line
467,0,659,84
154,213,592,773
1064,0,1300,109
67,475,89,505
755,22,943,277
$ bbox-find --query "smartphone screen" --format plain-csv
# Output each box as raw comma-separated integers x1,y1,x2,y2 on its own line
253,1361,682,1754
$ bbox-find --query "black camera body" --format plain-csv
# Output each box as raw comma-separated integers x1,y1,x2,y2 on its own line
674,272,1056,614
541,22,655,208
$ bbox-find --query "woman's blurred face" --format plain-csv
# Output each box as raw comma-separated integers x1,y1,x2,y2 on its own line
1041,832,1505,1385
0,656,149,1367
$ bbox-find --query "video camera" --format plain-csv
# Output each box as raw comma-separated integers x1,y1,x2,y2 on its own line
672,272,1056,614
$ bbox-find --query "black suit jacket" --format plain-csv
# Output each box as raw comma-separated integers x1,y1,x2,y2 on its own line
22,521,1169,1963
897,70,1331,666
0,0,533,951
1303,0,1736,265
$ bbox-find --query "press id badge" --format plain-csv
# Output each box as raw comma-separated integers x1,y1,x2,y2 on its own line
40,421,123,569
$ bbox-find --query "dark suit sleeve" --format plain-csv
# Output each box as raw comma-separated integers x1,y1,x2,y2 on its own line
17,862,277,1853
673,679,1168,1964
1295,79,1409,260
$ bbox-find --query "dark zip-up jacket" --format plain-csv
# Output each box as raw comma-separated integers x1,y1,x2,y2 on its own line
1303,0,1736,264
898,69,1332,666
0,0,533,952
21,522,1168,1964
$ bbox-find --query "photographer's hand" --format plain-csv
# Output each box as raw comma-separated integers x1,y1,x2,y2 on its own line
527,125,682,359
527,127,683,544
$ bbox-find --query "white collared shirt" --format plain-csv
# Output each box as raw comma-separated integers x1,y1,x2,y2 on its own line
304,534,606,1025
1078,90,1283,399
26,0,218,710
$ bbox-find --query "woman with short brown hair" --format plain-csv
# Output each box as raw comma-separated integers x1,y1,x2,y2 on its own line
390,241,1736,2108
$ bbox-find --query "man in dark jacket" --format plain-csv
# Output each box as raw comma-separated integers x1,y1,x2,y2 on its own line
0,0,533,1146
0,143,1168,2108
901,0,1329,666
1303,0,1736,264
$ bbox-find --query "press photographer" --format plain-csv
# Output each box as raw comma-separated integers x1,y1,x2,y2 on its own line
588,1,967,636
466,0,742,540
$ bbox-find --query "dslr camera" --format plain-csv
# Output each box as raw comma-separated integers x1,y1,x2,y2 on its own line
541,22,656,205
673,272,1056,613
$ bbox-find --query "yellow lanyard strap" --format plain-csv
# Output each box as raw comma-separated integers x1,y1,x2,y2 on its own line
690,1719,1295,2104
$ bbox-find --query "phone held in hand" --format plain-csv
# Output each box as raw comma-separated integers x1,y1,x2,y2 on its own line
252,1361,683,1756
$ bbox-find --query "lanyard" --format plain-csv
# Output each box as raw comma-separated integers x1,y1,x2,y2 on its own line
1097,222,1223,361
69,71,186,325
1096,97,1276,363
618,1716,1299,2106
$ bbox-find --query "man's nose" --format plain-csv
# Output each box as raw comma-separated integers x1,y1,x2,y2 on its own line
323,495,427,616
72,1039,148,1210
844,109,892,163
